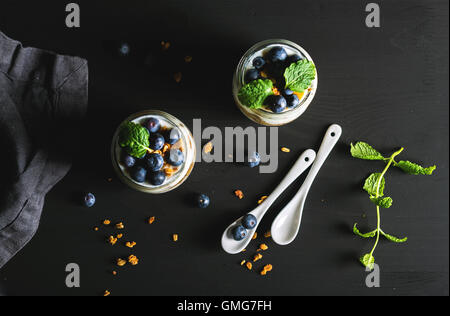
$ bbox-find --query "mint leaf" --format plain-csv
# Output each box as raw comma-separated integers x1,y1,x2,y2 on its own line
360,253,375,270
284,59,316,93
350,142,385,160
380,230,408,243
353,224,377,238
118,121,150,158
370,196,393,208
395,160,436,175
363,173,385,197
238,79,273,109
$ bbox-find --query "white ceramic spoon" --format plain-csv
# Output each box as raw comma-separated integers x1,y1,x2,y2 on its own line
221,149,316,254
271,124,342,245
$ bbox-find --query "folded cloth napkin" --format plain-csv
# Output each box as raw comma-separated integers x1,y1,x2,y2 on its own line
0,31,88,268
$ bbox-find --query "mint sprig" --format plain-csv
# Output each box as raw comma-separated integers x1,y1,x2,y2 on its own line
118,121,151,158
350,141,436,270
238,79,273,109
283,59,316,93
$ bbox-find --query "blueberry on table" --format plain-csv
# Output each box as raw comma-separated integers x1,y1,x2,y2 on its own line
231,225,248,241
148,170,166,186
166,149,185,167
242,214,257,229
149,133,165,150
265,95,287,113
84,193,96,208
245,68,260,83
245,151,261,168
286,94,300,108
288,54,303,64
122,154,136,168
282,88,294,97
131,165,147,183
165,128,181,145
146,153,164,171
144,117,160,133
267,46,288,63
197,194,210,208
252,56,266,70
118,42,130,56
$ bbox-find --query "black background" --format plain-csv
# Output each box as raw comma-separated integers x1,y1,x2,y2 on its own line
0,0,448,296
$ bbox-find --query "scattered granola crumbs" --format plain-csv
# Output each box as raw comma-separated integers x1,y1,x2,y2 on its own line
161,41,170,51
203,142,213,154
94,227,99,231
125,241,137,248
263,264,273,272
116,222,124,229
112,271,117,276
173,234,178,242
164,167,176,176
234,190,244,199
281,147,291,153
260,269,267,276
116,234,123,239
240,260,246,266
108,236,118,246
259,244,268,251
253,253,263,262
308,87,313,92
128,255,139,265
148,216,155,224
257,196,268,204
162,143,171,154
174,72,182,83
117,258,127,267
246,262,253,270
103,220,111,225
264,231,271,238
184,55,193,63
104,290,111,296
252,232,257,240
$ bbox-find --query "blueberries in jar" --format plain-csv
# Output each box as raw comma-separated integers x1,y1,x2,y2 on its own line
122,154,136,168
265,95,287,113
165,128,181,145
144,117,161,133
286,94,300,108
281,88,294,97
83,193,96,208
242,214,257,229
267,46,288,63
146,153,164,172
231,225,248,241
131,165,147,183
166,149,185,167
197,194,210,208
287,53,303,64
149,133,165,150
245,68,260,83
252,56,266,70
148,170,166,186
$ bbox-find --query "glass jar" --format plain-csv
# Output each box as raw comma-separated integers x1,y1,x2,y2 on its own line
232,39,318,126
111,110,196,194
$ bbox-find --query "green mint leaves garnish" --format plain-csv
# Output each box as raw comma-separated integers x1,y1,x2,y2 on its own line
350,142,436,270
238,79,273,109
283,59,316,93
118,121,151,158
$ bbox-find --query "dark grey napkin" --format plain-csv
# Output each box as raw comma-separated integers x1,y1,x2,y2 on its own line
0,31,88,268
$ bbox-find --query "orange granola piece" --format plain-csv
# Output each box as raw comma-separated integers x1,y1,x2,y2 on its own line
115,222,124,229
246,262,253,270
148,216,156,224
173,234,178,242
240,260,246,266
252,232,258,240
162,143,171,154
259,244,268,251
103,220,111,225
272,87,281,96
104,290,111,296
108,236,118,246
258,196,268,204
161,41,170,51
174,72,182,83
203,142,213,154
94,227,99,231
293,91,304,99
117,258,127,267
112,271,117,276
260,269,267,276
264,231,271,238
116,234,123,239
281,147,290,153
234,190,244,200
260,71,268,78
125,241,137,248
184,55,193,63
128,255,139,266
253,253,263,262
263,264,273,272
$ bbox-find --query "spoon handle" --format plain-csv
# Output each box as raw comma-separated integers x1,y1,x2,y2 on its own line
261,149,316,210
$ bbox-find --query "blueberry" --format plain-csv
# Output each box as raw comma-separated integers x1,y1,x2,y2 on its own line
146,153,164,171
197,194,210,208
267,46,288,63
245,69,260,83
84,193,96,208
252,56,266,70
131,165,147,183
286,94,300,108
148,170,166,186
242,214,257,229
145,117,160,133
118,43,130,56
166,149,185,167
149,133,165,150
165,128,181,145
122,154,136,168
288,54,303,64
231,225,248,241
265,95,287,113
245,151,261,168
282,88,294,97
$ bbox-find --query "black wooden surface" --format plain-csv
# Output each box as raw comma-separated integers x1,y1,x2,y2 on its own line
0,0,448,296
